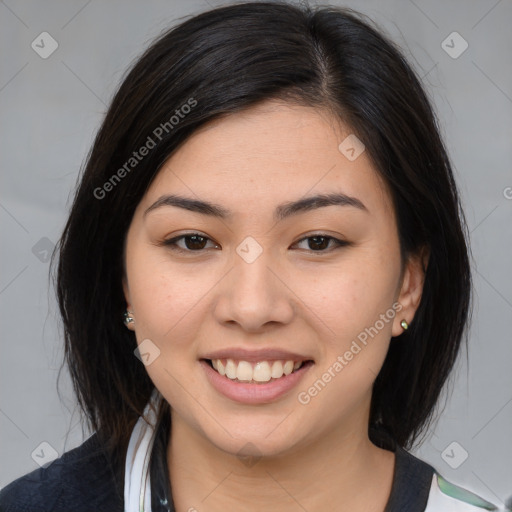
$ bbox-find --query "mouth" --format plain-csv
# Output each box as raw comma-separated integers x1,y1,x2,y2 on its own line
199,348,315,403
201,357,314,404
202,358,314,384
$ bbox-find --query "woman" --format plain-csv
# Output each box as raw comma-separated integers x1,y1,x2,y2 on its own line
0,1,506,511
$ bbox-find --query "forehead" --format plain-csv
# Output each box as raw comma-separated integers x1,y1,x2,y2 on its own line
140,101,394,221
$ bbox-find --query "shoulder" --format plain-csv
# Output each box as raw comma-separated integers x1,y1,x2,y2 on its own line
0,434,124,512
424,472,501,511
385,444,501,511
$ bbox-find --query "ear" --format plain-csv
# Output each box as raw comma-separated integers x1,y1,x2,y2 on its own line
392,246,429,337
122,276,136,331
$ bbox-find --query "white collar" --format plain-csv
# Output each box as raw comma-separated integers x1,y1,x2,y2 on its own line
122,390,504,512
124,388,163,512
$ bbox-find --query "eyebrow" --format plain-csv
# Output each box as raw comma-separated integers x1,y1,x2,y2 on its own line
144,192,368,221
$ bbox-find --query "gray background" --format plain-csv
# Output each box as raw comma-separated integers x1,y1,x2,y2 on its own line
1,0,511,506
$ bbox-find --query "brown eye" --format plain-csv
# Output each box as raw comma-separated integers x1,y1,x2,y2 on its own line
294,234,350,252
181,235,208,250
161,232,349,255
162,233,219,252
306,236,330,251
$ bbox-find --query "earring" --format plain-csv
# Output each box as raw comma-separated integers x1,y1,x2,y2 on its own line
124,310,134,325
400,320,409,331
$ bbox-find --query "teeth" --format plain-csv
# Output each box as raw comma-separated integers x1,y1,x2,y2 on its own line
253,362,271,382
236,361,253,382
216,360,225,376
211,358,305,382
283,361,294,375
271,361,283,379
225,359,237,379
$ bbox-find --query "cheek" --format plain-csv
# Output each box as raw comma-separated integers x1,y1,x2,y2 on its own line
130,267,210,339
126,254,213,408
124,235,216,351
293,253,400,342
295,265,398,421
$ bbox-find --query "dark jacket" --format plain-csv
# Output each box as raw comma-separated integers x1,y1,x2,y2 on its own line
0,424,435,512
0,433,124,512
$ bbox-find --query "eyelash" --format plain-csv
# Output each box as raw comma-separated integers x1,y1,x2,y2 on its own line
160,232,350,255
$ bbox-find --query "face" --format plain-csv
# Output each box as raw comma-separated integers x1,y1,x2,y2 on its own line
123,100,424,458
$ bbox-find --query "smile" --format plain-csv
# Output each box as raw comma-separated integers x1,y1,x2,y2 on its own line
201,358,315,404
208,358,306,383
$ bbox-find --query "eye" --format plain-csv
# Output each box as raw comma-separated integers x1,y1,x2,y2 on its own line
292,234,350,252
160,232,350,254
161,233,220,253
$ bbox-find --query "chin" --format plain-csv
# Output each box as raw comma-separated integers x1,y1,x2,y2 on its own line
199,421,305,461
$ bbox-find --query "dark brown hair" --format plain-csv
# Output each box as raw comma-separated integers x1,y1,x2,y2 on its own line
52,0,472,473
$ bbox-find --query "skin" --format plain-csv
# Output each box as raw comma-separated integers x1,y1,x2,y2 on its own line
123,100,426,511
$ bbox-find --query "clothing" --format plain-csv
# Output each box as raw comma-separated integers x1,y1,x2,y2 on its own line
0,389,502,512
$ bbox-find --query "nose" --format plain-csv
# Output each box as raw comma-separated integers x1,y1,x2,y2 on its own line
213,245,295,333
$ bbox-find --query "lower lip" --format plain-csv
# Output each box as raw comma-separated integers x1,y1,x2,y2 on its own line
201,360,314,404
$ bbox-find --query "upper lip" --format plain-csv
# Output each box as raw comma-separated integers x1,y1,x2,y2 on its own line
201,348,314,363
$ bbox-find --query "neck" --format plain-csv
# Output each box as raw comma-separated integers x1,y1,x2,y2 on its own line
167,413,395,512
